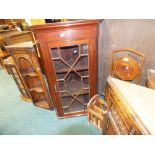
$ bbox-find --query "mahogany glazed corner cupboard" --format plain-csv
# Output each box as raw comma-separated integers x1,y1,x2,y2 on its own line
30,20,100,118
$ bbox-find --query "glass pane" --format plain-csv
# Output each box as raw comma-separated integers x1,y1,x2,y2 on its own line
56,72,66,79
60,45,79,66
74,56,88,69
83,77,89,87
50,43,90,114
77,70,88,77
53,59,69,72
77,93,89,105
81,44,88,54
61,94,74,107
65,71,82,95
50,48,59,58
60,91,71,97
58,80,66,91
63,100,84,113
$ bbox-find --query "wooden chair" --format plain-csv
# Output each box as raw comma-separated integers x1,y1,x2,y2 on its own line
110,48,145,84
87,94,108,134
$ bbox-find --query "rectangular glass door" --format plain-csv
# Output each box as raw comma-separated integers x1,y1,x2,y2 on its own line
50,43,90,114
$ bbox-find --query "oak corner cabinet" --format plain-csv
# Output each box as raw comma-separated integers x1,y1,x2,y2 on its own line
30,20,100,118
5,42,53,110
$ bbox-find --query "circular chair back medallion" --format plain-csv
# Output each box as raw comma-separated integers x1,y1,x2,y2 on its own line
112,56,139,80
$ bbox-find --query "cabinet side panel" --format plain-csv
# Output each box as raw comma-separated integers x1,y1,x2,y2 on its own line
41,43,64,116
89,38,97,97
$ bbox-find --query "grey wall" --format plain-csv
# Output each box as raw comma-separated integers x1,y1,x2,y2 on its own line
98,19,155,94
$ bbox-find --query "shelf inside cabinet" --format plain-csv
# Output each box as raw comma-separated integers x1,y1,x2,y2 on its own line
60,88,89,97
22,71,38,77
63,103,86,114
55,65,88,73
81,54,88,56
35,101,50,109
52,54,88,61
29,87,43,93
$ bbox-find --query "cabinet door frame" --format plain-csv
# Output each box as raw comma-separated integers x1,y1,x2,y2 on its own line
39,38,97,117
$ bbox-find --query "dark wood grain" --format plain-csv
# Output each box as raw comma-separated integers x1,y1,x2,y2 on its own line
30,20,100,118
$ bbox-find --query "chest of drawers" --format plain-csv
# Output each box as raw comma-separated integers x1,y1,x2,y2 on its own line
105,77,154,135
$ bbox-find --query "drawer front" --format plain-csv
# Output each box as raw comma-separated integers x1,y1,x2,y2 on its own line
35,28,97,43
106,120,117,135
105,83,142,135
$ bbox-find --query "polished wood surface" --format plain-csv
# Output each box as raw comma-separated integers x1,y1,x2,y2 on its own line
0,30,35,55
0,30,15,67
30,20,100,118
5,42,53,110
0,30,22,51
105,81,142,134
113,56,139,80
4,31,34,45
105,77,153,135
0,52,9,58
0,30,35,72
29,20,101,32
110,48,145,84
